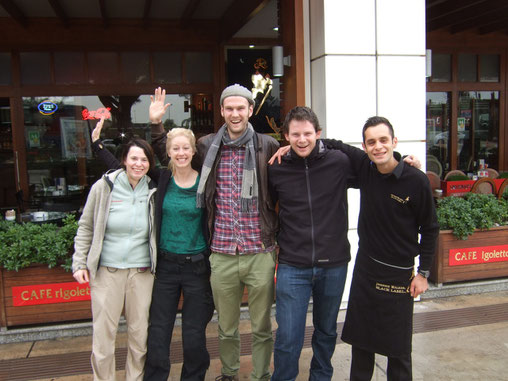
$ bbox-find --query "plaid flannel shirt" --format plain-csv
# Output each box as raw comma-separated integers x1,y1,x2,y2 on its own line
211,144,266,255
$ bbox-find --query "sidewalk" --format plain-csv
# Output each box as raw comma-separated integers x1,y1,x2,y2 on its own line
1,289,508,380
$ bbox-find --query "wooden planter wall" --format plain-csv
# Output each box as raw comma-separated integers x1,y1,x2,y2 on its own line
0,265,91,328
430,226,508,285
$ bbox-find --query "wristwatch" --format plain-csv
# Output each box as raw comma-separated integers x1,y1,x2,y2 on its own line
418,269,430,278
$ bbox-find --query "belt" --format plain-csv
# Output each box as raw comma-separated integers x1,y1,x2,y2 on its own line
159,250,205,264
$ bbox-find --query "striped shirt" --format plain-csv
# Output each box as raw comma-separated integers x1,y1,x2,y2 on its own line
211,144,265,255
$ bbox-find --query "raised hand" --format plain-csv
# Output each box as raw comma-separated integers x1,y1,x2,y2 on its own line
91,116,106,142
149,87,171,124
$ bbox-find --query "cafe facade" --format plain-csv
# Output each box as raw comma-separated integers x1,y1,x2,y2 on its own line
1,0,507,212
0,0,508,318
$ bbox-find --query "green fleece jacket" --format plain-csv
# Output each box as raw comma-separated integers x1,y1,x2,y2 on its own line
71,169,157,280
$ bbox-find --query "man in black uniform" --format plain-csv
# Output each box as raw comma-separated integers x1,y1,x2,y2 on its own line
328,116,439,381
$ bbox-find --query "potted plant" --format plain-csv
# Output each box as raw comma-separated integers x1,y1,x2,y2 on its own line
0,214,77,271
0,215,92,328
430,193,508,285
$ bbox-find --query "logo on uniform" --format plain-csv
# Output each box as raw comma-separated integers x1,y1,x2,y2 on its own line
390,194,410,204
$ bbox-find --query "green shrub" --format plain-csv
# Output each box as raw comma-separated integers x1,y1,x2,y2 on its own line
0,214,78,271
437,193,508,240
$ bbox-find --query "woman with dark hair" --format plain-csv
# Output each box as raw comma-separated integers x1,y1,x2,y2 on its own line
72,138,157,381
91,87,214,381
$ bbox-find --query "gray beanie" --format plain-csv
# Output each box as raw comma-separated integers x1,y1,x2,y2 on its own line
220,84,255,106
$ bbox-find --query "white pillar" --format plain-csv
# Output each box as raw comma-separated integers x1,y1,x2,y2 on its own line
307,0,427,303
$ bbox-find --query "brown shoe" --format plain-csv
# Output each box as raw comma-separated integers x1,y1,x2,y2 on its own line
214,375,239,381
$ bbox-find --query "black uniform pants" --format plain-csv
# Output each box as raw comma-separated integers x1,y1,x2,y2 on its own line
144,253,214,381
350,346,412,381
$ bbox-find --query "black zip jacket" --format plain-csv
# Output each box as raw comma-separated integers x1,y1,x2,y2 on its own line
268,141,355,268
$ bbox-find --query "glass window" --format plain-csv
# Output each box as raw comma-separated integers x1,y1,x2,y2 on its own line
22,93,191,212
479,54,499,82
426,92,451,177
431,54,451,82
20,52,51,85
54,52,85,84
0,53,11,85
153,52,182,84
185,52,212,83
458,54,477,82
88,52,119,84
0,98,16,209
121,52,150,84
457,91,499,173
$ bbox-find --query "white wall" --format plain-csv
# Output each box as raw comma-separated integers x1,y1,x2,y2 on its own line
307,0,427,304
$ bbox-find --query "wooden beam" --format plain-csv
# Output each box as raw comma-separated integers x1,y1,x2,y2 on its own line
143,0,152,28
280,0,305,114
0,18,220,50
426,0,487,22
0,0,28,28
98,0,109,28
478,18,508,35
450,5,508,34
47,0,70,28
180,0,201,28
428,0,507,32
219,0,269,43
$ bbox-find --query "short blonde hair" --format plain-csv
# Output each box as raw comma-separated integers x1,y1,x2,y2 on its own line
166,128,196,172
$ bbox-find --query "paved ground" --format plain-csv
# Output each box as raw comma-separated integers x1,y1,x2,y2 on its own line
1,290,508,380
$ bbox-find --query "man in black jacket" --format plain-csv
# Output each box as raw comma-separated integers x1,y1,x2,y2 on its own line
268,106,355,381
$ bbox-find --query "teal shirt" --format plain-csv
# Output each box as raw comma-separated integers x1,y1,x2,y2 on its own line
159,175,207,254
100,172,151,268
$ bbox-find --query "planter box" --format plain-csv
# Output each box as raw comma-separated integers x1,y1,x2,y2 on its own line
0,265,91,328
441,179,504,197
430,226,508,285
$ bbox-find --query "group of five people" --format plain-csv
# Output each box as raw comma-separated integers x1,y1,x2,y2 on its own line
72,84,438,381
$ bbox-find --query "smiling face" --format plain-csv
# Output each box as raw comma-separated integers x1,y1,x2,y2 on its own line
221,96,254,140
168,134,195,169
123,146,149,186
362,123,398,173
285,119,321,158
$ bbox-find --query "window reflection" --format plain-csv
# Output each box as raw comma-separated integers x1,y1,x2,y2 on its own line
0,53,12,85
458,54,477,82
22,94,195,212
20,52,51,85
479,54,500,82
426,92,451,178
431,54,451,83
457,91,499,173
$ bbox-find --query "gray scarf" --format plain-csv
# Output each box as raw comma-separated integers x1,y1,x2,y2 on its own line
196,123,258,212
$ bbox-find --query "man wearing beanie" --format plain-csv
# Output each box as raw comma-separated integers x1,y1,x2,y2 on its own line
151,84,279,381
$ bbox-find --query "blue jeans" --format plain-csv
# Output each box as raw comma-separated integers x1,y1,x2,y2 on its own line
272,263,348,381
